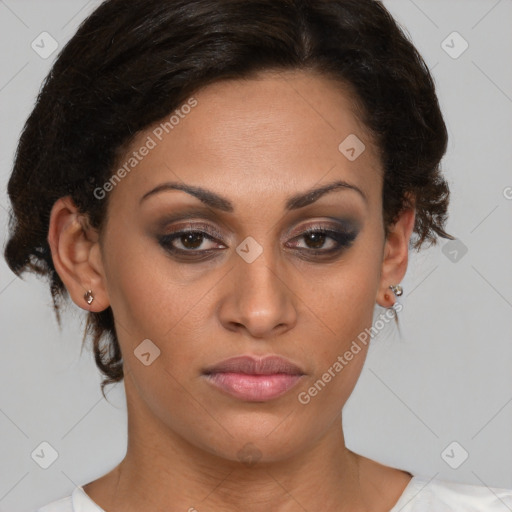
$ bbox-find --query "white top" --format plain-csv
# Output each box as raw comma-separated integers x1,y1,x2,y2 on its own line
35,474,512,511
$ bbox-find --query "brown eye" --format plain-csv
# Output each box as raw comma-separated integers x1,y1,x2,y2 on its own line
157,222,358,261
303,230,329,250
178,232,208,250
287,227,358,253
159,229,223,254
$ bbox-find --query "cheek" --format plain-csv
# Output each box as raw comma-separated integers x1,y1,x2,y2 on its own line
102,234,217,371
307,243,382,343
298,236,382,401
103,231,182,331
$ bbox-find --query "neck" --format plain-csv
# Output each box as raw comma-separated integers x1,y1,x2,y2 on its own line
86,377,375,512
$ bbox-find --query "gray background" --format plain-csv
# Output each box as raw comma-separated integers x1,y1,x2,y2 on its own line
0,1,511,511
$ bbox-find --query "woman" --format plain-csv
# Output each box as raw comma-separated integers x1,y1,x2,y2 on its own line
4,0,511,510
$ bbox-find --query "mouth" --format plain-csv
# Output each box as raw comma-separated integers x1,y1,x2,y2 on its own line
202,355,306,402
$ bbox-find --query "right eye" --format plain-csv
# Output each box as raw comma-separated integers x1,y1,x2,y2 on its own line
158,227,226,256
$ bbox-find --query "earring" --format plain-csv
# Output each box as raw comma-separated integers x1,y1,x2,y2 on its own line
84,290,94,305
389,284,403,297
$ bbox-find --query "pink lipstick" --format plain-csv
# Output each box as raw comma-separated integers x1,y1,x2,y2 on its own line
202,355,305,401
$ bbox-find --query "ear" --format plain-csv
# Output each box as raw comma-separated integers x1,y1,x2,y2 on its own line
376,202,416,308
47,196,110,312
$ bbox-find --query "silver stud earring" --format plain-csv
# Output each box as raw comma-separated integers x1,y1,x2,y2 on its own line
389,284,403,297
84,290,94,305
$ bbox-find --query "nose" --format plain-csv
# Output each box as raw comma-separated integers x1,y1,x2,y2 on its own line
217,244,298,339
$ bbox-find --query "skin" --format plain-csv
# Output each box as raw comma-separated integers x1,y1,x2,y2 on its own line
48,69,415,511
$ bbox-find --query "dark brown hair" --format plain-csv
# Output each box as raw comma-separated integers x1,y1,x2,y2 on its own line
4,0,453,397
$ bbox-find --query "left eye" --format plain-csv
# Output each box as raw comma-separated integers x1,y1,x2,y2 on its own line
287,227,357,252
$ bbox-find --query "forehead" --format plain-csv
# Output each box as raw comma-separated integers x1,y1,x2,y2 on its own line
108,69,382,215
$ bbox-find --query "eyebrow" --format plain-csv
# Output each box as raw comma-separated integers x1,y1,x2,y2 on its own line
139,179,367,212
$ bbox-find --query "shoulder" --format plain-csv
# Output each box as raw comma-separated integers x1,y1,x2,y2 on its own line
34,494,73,512
34,486,104,512
428,477,512,509
392,474,512,511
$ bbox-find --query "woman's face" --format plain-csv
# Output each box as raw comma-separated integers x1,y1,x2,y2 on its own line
75,70,412,463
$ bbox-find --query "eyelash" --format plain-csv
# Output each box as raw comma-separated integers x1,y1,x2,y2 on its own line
158,223,358,260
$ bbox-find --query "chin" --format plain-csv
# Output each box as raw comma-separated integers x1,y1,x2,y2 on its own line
189,417,316,467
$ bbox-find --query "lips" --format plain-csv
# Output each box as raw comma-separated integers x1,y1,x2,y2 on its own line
203,355,305,376
202,355,306,401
